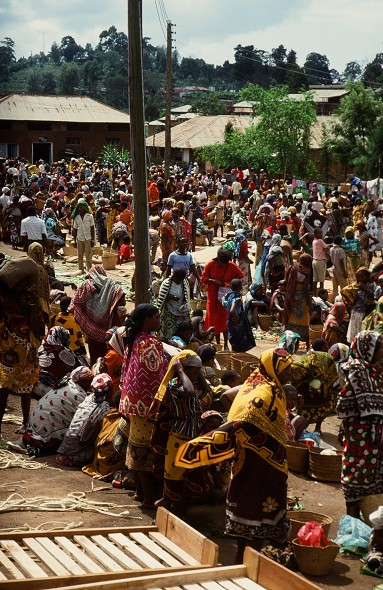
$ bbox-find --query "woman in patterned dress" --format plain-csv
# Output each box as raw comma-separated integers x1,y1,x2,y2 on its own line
119,304,168,508
337,330,383,518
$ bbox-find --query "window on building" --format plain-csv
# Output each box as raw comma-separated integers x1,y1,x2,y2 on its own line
0,143,19,158
66,137,81,145
27,121,52,131
106,138,121,146
108,123,129,132
67,123,90,131
0,120,12,129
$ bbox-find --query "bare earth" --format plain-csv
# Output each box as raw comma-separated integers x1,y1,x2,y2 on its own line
0,240,380,590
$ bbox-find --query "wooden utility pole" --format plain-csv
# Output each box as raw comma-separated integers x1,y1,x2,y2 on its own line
128,0,150,304
164,21,173,182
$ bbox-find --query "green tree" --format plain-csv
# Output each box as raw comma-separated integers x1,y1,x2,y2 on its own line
27,70,41,93
327,81,383,174
190,92,225,115
58,63,80,94
343,61,362,81
304,52,332,85
59,36,81,62
98,26,128,56
42,71,57,94
0,37,15,82
196,85,317,177
49,42,61,64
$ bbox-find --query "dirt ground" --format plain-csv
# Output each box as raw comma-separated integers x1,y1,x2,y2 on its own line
0,241,381,589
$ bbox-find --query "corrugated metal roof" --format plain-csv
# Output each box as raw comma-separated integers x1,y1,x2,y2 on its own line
146,114,335,150
171,104,192,113
0,93,131,123
234,89,348,109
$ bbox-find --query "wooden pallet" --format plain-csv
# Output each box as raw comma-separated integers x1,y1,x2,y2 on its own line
0,508,218,589
45,547,321,590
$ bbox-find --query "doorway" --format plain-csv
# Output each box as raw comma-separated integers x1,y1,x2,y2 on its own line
32,143,52,164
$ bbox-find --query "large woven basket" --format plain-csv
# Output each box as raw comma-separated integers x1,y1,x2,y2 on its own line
360,494,383,526
102,252,117,270
286,441,309,474
231,353,259,380
308,448,342,482
309,324,323,343
292,540,339,576
258,314,273,332
288,510,332,541
214,352,232,377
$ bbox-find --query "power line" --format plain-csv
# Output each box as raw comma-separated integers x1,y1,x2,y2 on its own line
159,0,169,23
154,0,167,42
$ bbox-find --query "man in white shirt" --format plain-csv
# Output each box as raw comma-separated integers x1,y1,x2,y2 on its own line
20,205,47,250
72,198,95,273
231,178,242,202
0,187,10,210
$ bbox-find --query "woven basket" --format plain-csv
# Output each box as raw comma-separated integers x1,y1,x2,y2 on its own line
231,353,259,380
258,314,273,332
49,302,61,318
62,245,77,256
308,448,342,482
309,324,323,343
102,252,117,270
92,246,103,256
288,511,332,541
292,540,339,576
360,494,383,526
286,441,309,474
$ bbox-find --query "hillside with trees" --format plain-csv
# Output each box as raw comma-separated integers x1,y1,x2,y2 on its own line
1,29,383,122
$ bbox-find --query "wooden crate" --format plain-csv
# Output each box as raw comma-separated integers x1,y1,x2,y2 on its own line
53,547,321,590
0,508,218,589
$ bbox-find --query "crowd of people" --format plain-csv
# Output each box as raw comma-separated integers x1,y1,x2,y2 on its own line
1,155,383,564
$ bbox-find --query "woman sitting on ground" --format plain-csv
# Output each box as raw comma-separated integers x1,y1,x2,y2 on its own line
56,373,112,467
21,367,93,456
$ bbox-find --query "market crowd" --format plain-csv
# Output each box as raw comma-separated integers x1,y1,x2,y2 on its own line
1,155,383,563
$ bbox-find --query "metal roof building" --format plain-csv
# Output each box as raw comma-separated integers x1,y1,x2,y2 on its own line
0,94,131,163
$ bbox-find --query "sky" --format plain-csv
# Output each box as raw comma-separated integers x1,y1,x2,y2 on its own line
1,0,382,74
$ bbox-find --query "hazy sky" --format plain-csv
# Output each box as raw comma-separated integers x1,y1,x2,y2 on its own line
1,0,382,73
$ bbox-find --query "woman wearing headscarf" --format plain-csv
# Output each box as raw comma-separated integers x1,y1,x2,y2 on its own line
119,304,168,508
322,302,347,347
264,233,285,293
342,226,360,279
367,210,383,262
337,331,383,517
44,207,65,253
28,242,50,320
278,330,300,355
69,265,125,365
283,253,312,350
363,296,383,335
2,195,22,249
56,373,112,467
101,326,126,396
21,367,93,456
159,210,176,264
34,326,81,398
329,343,350,389
0,258,46,435
175,348,293,562
200,248,244,350
291,349,339,432
157,268,191,339
149,350,212,515
344,267,375,345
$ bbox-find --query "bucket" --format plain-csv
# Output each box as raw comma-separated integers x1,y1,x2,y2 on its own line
258,314,273,332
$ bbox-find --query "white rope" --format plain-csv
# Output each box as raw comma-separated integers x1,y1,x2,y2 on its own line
0,449,60,470
2,413,23,426
0,492,142,519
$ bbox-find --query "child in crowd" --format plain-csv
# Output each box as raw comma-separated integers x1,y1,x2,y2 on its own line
191,309,215,342
50,296,86,356
222,278,255,352
117,235,133,264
